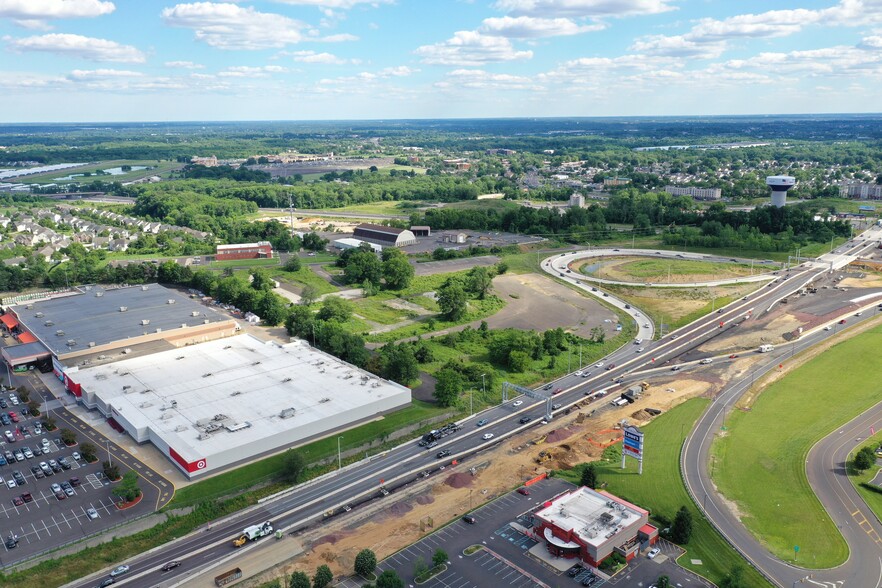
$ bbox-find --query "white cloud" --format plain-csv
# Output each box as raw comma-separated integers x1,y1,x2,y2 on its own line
267,0,393,7
218,65,289,77
631,1,882,59
165,60,205,69
6,33,146,62
479,16,603,38
858,35,882,49
161,2,310,50
539,53,679,85
290,50,348,64
630,34,725,58
492,0,676,18
0,0,115,20
378,65,418,76
415,31,532,66
67,68,143,80
436,68,542,90
317,33,359,42
715,45,882,77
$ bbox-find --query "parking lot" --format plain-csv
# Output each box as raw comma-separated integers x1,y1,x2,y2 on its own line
0,390,156,563
337,477,713,588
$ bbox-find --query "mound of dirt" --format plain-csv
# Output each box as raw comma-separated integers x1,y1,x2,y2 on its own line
545,427,576,443
387,502,414,517
415,493,435,506
314,531,347,547
445,472,475,489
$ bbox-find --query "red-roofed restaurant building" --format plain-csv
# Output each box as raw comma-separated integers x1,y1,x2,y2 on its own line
532,486,658,567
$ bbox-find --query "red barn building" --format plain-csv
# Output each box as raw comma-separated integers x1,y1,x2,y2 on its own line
215,241,273,261
532,487,658,567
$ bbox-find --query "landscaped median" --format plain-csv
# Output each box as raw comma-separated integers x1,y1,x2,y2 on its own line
560,399,772,588
711,324,882,567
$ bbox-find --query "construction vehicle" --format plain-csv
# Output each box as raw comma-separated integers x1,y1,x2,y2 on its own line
535,450,552,464
232,521,273,547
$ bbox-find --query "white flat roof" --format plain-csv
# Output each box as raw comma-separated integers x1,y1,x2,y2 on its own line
536,488,646,548
73,334,410,468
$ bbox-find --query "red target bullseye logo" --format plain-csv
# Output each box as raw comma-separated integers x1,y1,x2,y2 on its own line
196,460,206,469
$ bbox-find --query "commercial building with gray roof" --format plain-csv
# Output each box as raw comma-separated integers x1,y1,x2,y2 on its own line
4,284,238,374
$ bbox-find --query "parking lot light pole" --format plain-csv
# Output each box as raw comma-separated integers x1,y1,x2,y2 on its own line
105,439,112,468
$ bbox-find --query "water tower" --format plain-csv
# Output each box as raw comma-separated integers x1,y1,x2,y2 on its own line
766,175,796,208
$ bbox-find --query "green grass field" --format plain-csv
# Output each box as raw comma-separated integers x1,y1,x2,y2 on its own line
273,265,339,296
352,297,418,325
209,257,282,269
589,258,758,281
710,325,882,567
365,296,506,343
560,399,771,587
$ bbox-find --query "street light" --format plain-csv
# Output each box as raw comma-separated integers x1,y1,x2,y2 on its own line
105,439,112,468
480,373,486,398
337,436,343,471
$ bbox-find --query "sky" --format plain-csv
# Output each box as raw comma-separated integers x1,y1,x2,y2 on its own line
1,0,882,122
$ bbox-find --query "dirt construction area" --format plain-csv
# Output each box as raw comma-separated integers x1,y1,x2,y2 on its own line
237,376,718,588
485,273,619,339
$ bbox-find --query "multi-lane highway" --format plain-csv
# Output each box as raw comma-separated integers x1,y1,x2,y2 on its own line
71,231,882,588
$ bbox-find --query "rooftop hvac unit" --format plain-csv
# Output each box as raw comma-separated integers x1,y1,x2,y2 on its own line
122,384,131,390
141,285,148,291
174,425,187,432
170,400,177,407
279,408,296,419
97,355,107,360
167,299,176,304
155,328,162,333
35,312,43,318
26,304,33,309
319,397,330,403
55,330,65,336
95,291,104,297
88,342,95,348
140,319,150,326
198,433,211,441
122,348,131,354
66,339,77,347
191,311,200,317
95,373,107,380
119,306,128,312
44,320,53,326
176,356,185,360
181,323,187,328
282,377,292,383
203,319,210,324
230,391,242,396
160,412,173,420
139,402,152,408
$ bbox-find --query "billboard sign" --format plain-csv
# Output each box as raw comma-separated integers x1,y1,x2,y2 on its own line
622,426,644,460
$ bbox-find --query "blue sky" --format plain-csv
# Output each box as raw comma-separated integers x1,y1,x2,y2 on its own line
1,0,881,122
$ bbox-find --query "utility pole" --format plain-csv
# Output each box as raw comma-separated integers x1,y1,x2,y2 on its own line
480,373,486,398
579,345,582,370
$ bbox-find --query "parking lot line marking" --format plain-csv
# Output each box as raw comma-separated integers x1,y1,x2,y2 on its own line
30,521,41,539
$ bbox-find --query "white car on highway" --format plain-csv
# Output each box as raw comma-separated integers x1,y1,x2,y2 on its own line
595,362,604,368
512,400,523,407
481,433,494,440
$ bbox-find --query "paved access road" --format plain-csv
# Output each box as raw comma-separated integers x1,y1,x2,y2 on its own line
71,232,882,588
681,232,882,588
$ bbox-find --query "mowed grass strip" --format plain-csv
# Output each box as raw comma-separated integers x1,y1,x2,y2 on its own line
561,399,771,588
710,326,882,567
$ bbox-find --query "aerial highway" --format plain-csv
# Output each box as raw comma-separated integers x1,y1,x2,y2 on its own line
70,234,882,588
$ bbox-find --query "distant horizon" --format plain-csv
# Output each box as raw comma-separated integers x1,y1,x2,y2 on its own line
4,112,882,127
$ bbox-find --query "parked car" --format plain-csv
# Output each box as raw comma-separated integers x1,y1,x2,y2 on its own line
462,515,476,524
69,476,81,487
517,487,530,496
648,547,661,559
12,471,25,485
21,492,32,503
86,507,99,519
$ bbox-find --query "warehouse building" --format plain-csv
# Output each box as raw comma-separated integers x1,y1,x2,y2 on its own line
1,284,237,385
332,237,382,254
532,486,658,567
216,241,273,261
69,334,412,478
353,223,418,247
